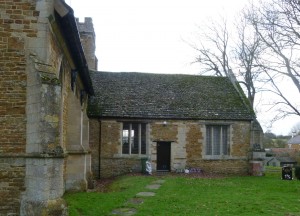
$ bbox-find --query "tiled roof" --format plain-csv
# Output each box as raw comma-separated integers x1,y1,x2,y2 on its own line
88,71,255,120
276,157,297,163
267,148,297,156
266,156,297,164
287,135,300,144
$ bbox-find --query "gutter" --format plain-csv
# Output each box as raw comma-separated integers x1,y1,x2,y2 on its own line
53,0,94,95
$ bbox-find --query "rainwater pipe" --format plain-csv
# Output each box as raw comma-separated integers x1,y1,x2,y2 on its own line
98,120,102,179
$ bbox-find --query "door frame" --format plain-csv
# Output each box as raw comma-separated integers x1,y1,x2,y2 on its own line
156,141,171,171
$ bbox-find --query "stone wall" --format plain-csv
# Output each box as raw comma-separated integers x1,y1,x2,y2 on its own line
0,0,38,214
231,122,251,157
186,121,251,175
1,0,95,214
89,119,100,178
100,121,121,158
77,17,97,71
89,120,149,178
186,123,203,167
0,158,25,215
100,157,142,178
187,159,249,174
150,122,178,141
251,120,263,149
288,144,300,151
19,0,69,213
91,119,255,178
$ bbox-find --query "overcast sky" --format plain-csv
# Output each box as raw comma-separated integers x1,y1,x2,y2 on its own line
66,0,300,135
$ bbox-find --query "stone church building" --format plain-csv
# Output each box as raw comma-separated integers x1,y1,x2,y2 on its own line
0,0,263,215
88,72,263,179
0,0,97,215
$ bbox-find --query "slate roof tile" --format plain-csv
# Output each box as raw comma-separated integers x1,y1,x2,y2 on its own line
88,71,255,120
287,135,300,144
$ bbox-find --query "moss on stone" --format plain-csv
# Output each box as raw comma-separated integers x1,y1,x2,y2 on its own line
41,198,68,216
88,72,256,120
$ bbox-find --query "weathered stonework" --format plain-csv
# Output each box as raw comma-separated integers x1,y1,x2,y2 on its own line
101,157,142,178
101,121,121,158
89,119,100,178
77,18,97,71
20,158,67,215
0,158,25,215
0,0,38,214
231,122,251,157
0,0,33,156
186,123,203,166
1,0,96,215
20,198,68,216
91,119,257,178
286,144,300,151
150,122,178,142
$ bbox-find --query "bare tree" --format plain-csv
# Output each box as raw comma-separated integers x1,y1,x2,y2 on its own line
234,11,265,108
191,14,264,108
192,18,231,77
246,0,300,119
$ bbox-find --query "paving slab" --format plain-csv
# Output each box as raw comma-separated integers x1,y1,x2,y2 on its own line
152,180,166,184
111,207,137,215
126,198,144,205
146,184,161,190
136,191,155,197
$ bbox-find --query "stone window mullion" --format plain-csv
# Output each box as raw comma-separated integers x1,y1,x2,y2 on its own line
138,124,141,156
129,124,132,155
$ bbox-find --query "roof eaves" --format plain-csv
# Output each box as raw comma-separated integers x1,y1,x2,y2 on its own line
54,0,94,95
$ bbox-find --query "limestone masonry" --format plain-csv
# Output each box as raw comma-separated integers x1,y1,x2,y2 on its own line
0,0,96,215
0,0,264,215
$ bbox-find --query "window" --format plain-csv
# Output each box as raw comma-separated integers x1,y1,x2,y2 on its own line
122,123,146,155
206,125,229,156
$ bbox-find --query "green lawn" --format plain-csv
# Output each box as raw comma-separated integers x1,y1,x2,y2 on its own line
64,169,300,216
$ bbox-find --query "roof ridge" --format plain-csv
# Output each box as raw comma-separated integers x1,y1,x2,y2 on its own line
95,71,229,79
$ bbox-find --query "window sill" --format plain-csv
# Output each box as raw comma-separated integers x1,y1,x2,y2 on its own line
113,154,148,159
203,156,247,160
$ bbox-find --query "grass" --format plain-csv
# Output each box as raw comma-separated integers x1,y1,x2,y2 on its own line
64,176,155,215
64,169,300,216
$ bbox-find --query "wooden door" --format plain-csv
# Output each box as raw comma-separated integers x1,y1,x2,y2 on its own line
157,141,171,171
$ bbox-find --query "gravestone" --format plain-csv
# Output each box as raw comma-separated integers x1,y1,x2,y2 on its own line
282,166,293,180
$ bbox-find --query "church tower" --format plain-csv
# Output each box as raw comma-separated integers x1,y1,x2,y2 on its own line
77,17,98,71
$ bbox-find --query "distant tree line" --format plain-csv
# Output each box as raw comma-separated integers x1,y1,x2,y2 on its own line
263,131,290,148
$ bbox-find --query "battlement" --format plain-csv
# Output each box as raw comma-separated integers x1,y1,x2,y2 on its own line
76,17,95,35
76,17,97,70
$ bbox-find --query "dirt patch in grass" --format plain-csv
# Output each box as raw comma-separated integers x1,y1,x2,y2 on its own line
89,177,117,192
153,170,237,179
90,171,232,192
171,172,239,179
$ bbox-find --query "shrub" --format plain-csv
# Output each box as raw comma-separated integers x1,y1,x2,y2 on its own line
295,166,300,180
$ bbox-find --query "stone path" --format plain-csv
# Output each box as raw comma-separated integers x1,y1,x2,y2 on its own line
145,184,161,190
136,191,156,197
111,208,137,216
111,179,165,215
